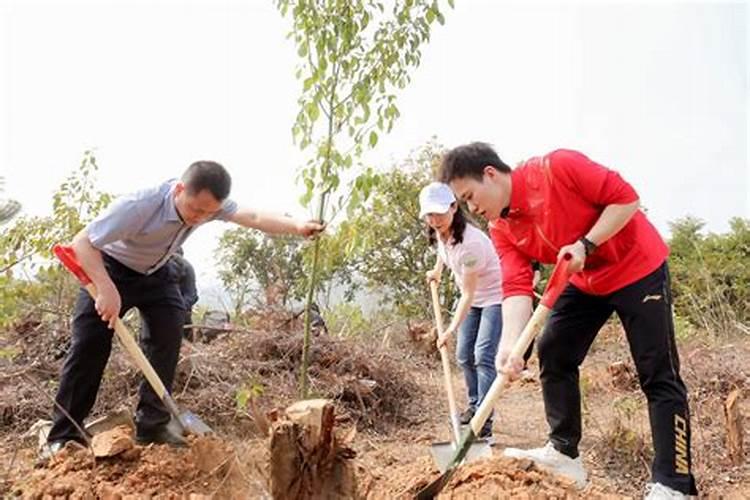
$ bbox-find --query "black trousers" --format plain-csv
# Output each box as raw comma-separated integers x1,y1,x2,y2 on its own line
48,254,186,444
177,255,198,340
537,262,697,495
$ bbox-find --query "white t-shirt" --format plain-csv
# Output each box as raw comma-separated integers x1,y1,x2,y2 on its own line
437,224,503,307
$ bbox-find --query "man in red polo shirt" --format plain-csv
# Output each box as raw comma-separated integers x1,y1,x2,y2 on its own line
440,143,696,499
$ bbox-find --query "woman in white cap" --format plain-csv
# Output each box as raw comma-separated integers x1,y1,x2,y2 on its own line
420,181,503,442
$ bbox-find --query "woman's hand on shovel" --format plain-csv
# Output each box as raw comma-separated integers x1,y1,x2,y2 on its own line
436,326,455,349
426,269,441,284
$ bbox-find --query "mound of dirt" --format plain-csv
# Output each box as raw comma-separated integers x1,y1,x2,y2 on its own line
360,454,608,499
11,434,261,499
443,457,609,499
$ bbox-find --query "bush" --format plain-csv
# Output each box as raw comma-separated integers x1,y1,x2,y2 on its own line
668,216,750,337
322,302,370,338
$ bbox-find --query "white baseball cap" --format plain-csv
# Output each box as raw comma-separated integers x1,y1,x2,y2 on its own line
418,182,456,218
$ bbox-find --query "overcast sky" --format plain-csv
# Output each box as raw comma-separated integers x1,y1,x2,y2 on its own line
1,0,747,305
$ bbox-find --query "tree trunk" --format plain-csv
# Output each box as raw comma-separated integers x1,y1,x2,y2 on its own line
269,399,357,499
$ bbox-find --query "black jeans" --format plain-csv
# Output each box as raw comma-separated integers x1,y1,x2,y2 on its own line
537,262,697,495
48,254,186,444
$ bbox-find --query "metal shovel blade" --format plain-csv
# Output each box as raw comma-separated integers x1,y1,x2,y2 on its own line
430,438,493,473
167,411,213,437
181,410,213,435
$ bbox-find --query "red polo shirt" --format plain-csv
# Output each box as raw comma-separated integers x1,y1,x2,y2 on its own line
489,149,669,297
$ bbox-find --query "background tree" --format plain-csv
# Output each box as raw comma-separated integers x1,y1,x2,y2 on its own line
0,151,111,274
329,140,460,320
277,0,452,396
215,230,306,316
0,151,112,326
668,216,750,335
0,177,21,225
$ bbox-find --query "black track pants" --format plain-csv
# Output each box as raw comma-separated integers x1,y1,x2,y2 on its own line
537,262,697,495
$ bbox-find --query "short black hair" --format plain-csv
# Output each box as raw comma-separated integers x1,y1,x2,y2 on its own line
426,203,468,247
439,142,512,183
182,161,232,201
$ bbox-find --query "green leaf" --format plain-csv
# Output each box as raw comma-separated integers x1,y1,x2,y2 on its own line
236,387,249,411
369,131,378,148
347,190,360,217
306,102,320,121
303,76,317,91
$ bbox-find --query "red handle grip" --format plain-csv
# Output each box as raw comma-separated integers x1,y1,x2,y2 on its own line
53,244,92,286
540,253,572,309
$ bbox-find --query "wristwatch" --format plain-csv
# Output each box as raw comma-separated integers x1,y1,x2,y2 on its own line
579,237,597,256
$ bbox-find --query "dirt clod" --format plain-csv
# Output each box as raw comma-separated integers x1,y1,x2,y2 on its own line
92,425,134,458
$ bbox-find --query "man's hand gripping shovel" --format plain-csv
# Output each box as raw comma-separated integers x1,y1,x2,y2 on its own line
416,253,573,500
53,244,212,437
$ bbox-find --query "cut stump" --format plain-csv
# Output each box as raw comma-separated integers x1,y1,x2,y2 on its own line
269,399,356,499
724,389,744,465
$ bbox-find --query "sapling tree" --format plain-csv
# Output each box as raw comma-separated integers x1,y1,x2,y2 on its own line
276,0,452,396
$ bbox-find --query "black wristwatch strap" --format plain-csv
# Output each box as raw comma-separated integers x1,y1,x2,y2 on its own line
579,237,597,256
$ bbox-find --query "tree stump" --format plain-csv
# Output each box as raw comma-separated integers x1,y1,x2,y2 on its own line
269,399,357,499
724,389,744,465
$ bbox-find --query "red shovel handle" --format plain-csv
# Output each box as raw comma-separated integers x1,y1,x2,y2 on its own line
540,253,573,309
53,244,92,286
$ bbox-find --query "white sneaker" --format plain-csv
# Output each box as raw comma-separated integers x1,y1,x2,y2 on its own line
644,482,690,500
503,442,587,489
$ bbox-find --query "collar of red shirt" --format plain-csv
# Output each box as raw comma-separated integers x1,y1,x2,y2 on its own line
502,164,530,219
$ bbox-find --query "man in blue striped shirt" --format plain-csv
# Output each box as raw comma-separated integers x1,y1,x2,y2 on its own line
47,161,323,451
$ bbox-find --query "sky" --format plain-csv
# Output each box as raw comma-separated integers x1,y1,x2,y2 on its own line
1,0,747,306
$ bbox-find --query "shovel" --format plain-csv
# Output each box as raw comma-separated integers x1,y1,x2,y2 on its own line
53,244,212,437
416,254,572,500
428,280,492,472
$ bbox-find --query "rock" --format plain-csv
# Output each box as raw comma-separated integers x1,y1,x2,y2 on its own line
91,425,134,458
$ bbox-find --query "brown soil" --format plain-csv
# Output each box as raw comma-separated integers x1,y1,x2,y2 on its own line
359,454,594,499
2,316,749,498
10,435,259,499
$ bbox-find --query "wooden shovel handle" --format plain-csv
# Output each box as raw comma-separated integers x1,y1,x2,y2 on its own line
468,253,573,435
430,280,462,444
53,245,174,409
